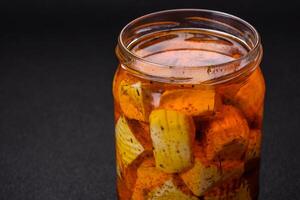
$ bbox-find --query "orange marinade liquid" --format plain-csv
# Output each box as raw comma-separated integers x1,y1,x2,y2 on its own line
115,29,263,200
130,29,248,68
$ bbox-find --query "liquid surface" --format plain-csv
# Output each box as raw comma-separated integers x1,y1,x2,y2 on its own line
130,29,248,67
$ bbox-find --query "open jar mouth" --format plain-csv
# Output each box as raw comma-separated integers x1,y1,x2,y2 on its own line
116,9,262,84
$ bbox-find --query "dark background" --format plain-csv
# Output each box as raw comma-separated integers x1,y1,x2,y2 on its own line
0,0,299,199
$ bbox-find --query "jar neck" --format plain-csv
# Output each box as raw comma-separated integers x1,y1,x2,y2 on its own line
116,9,262,84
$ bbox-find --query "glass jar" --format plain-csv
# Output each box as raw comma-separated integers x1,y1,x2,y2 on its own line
113,9,264,200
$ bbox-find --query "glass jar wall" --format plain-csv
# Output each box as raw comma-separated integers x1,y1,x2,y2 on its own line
113,9,265,200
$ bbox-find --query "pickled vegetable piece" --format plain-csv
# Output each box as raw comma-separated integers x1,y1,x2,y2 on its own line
220,161,244,182
127,119,152,151
204,105,249,161
180,145,244,196
204,177,251,200
147,179,198,200
131,158,171,200
204,179,240,200
116,148,138,189
235,181,252,200
132,158,197,200
119,80,152,121
230,68,265,123
149,109,195,173
252,105,264,129
116,116,153,190
159,89,217,116
117,178,132,200
115,116,145,166
245,129,262,162
180,151,221,196
114,101,122,124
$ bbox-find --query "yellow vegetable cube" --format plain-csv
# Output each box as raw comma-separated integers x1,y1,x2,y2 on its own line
115,116,145,167
180,144,244,196
149,109,195,173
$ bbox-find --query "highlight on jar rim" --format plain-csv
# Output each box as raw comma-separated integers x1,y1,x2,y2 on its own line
113,9,265,200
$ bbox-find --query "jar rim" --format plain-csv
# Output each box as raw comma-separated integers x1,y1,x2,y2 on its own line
117,9,262,84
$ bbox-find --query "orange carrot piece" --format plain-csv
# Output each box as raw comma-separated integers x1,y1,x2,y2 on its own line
234,68,265,123
220,160,244,182
204,178,242,199
218,68,265,125
204,105,250,161
131,158,171,200
117,177,133,200
245,129,262,162
127,119,152,151
205,178,251,200
159,88,219,117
